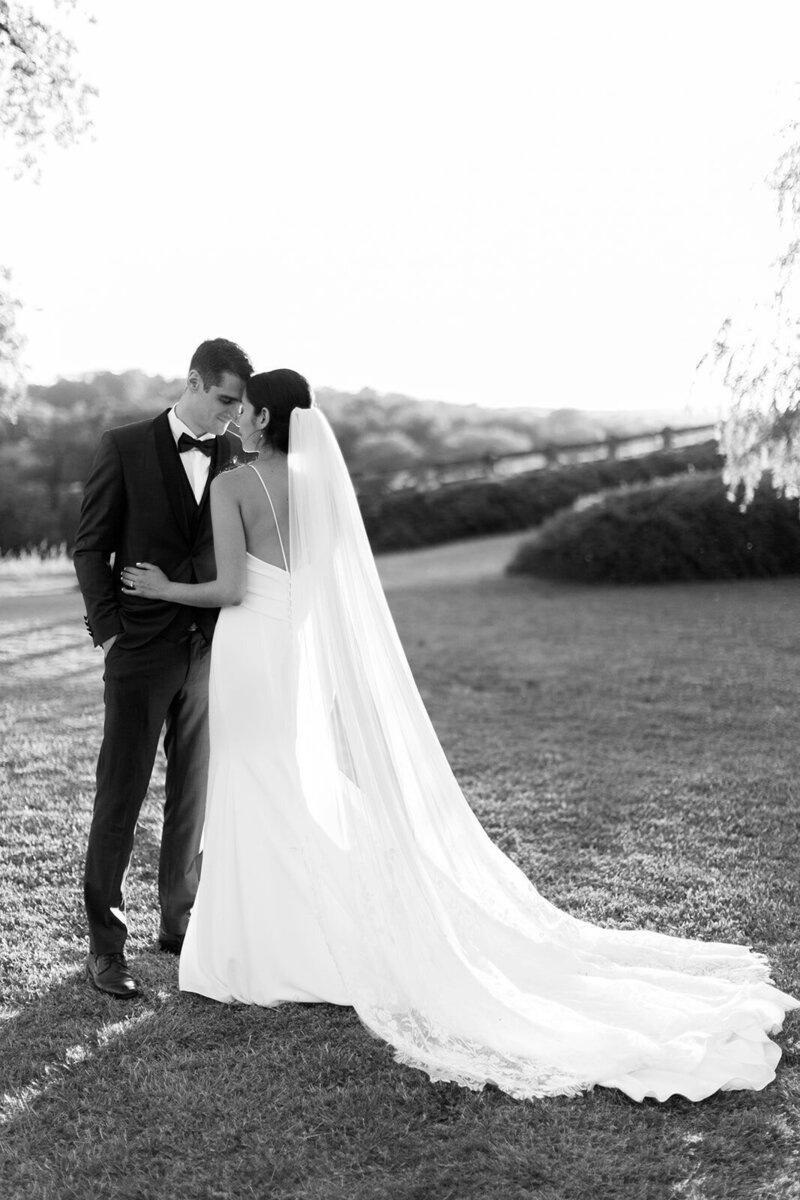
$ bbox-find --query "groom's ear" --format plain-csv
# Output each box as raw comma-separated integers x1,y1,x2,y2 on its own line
187,369,203,393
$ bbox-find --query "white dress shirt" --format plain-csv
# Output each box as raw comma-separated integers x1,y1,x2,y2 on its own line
168,406,215,504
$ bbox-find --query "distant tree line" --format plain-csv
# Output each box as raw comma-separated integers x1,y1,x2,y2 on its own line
0,370,681,554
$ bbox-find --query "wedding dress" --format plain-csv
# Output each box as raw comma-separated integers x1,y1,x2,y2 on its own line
179,408,798,1102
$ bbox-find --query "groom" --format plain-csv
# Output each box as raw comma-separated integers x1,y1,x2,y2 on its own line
74,338,253,998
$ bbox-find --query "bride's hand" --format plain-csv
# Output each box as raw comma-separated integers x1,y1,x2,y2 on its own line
121,563,172,599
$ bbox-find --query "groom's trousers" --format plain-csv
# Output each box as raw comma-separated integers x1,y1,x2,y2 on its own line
84,628,212,955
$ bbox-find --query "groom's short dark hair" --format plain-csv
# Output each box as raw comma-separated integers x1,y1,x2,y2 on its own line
189,339,253,389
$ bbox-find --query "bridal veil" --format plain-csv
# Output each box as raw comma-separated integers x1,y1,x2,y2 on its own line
286,406,797,1101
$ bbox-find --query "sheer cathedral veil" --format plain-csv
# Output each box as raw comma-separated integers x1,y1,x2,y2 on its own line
287,405,796,1101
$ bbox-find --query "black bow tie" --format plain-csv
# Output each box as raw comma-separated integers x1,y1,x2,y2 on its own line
178,433,215,457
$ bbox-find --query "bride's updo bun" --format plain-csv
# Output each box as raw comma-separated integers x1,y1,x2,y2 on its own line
246,369,313,454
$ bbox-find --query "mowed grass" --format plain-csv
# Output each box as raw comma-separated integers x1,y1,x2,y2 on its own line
1,544,799,1200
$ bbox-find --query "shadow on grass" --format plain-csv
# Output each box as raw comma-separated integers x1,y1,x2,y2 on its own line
1,639,90,666
1,964,799,1200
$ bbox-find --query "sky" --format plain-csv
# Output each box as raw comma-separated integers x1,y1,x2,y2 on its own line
2,0,800,413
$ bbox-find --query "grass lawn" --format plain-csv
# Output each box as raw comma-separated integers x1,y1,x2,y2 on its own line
1,540,799,1200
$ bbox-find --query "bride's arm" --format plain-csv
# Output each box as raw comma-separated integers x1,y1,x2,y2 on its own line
121,475,247,607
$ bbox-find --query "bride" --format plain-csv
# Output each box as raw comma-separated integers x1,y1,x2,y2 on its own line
123,369,798,1103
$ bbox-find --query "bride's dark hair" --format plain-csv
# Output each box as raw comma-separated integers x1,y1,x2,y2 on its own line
245,369,313,454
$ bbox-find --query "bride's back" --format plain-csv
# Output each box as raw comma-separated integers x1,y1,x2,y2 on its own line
235,457,290,570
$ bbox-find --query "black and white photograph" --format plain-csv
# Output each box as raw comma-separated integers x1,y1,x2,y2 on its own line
1,2,799,1198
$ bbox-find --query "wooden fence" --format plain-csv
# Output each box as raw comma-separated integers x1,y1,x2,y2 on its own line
351,422,719,495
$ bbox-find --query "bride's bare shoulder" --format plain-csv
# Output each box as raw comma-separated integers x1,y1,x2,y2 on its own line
213,458,288,499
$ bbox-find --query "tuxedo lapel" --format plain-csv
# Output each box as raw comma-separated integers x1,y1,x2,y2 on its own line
153,410,193,543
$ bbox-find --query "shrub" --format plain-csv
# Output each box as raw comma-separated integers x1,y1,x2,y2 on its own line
360,441,722,553
506,472,800,583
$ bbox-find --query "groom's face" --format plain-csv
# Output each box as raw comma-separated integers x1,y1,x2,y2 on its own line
189,370,246,435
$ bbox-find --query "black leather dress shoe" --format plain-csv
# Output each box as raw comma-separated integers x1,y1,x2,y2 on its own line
157,934,185,956
86,952,140,998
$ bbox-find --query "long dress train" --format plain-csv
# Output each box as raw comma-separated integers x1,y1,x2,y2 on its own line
180,420,798,1103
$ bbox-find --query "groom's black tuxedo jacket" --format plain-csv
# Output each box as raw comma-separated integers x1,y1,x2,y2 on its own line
74,409,245,650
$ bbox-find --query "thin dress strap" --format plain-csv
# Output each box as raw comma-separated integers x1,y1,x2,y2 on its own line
248,465,289,572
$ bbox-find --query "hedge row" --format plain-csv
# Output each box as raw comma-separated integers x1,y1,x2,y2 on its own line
359,442,722,553
507,472,800,584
